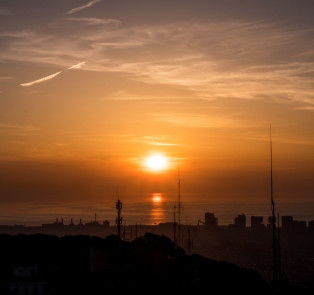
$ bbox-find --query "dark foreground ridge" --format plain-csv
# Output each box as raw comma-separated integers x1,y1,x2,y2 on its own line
0,233,311,295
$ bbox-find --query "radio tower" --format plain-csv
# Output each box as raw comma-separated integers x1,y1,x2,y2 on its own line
116,199,123,240
177,162,181,246
173,203,177,245
270,125,277,284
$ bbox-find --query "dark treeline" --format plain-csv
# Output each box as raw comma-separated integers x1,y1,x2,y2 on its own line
0,233,311,294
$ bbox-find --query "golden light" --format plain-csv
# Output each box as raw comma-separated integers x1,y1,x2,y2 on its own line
152,193,162,203
144,153,168,172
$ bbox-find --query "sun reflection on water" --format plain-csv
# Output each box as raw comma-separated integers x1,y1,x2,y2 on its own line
150,193,165,224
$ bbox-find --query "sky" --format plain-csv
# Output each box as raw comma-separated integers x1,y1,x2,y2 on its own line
1,0,314,214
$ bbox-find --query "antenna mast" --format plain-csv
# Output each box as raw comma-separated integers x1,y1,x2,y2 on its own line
178,162,181,245
173,203,177,245
116,199,122,240
270,125,277,284
277,212,281,283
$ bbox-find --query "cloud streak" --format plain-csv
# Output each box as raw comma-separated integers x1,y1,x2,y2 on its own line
123,135,181,147
68,61,86,70
20,71,62,87
152,113,261,129
65,17,120,26
5,18,314,109
20,62,85,87
66,0,102,15
0,124,40,135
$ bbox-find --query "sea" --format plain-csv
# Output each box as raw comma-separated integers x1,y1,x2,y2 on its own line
1,193,314,227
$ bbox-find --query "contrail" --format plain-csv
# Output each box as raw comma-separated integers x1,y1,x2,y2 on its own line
66,0,101,15
20,61,85,87
20,71,62,87
68,61,86,70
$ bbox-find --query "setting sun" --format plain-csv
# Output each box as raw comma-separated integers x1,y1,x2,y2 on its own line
152,193,163,203
144,154,168,172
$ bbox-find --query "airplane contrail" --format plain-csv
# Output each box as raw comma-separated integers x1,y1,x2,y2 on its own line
20,61,85,87
20,71,62,87
68,61,86,70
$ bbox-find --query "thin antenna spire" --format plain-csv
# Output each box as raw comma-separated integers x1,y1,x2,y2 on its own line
116,185,122,241
270,124,277,284
277,212,281,284
173,203,177,245
177,160,181,246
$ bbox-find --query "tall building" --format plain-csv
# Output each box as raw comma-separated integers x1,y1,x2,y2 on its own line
282,216,293,230
235,214,246,229
251,216,264,230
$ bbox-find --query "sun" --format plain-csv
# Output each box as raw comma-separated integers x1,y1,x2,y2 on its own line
152,193,162,203
144,153,168,172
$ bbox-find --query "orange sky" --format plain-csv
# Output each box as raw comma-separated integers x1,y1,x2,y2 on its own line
0,0,314,209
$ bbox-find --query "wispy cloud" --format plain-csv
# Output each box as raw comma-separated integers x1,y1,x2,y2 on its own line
20,71,62,87
152,113,259,129
124,135,180,147
0,30,33,38
0,76,12,80
294,106,314,111
0,124,40,135
65,17,120,26
20,62,85,87
66,0,102,15
67,61,86,70
107,90,186,101
4,18,314,109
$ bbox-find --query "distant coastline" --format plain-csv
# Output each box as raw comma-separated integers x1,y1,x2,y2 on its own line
1,200,314,227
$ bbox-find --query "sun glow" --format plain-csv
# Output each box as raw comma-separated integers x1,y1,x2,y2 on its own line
144,153,168,172
152,193,163,203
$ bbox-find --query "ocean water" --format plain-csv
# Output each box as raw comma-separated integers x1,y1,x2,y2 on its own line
1,195,314,227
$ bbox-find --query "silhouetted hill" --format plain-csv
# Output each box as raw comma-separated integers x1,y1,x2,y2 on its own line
0,233,311,294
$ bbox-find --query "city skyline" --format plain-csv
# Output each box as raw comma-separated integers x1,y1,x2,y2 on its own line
1,1,314,218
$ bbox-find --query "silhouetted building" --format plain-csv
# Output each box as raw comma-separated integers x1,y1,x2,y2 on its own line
309,220,314,230
293,220,306,230
251,216,264,230
281,216,306,231
282,216,293,230
42,218,65,230
235,214,246,229
205,212,218,229
85,221,101,228
267,216,276,229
